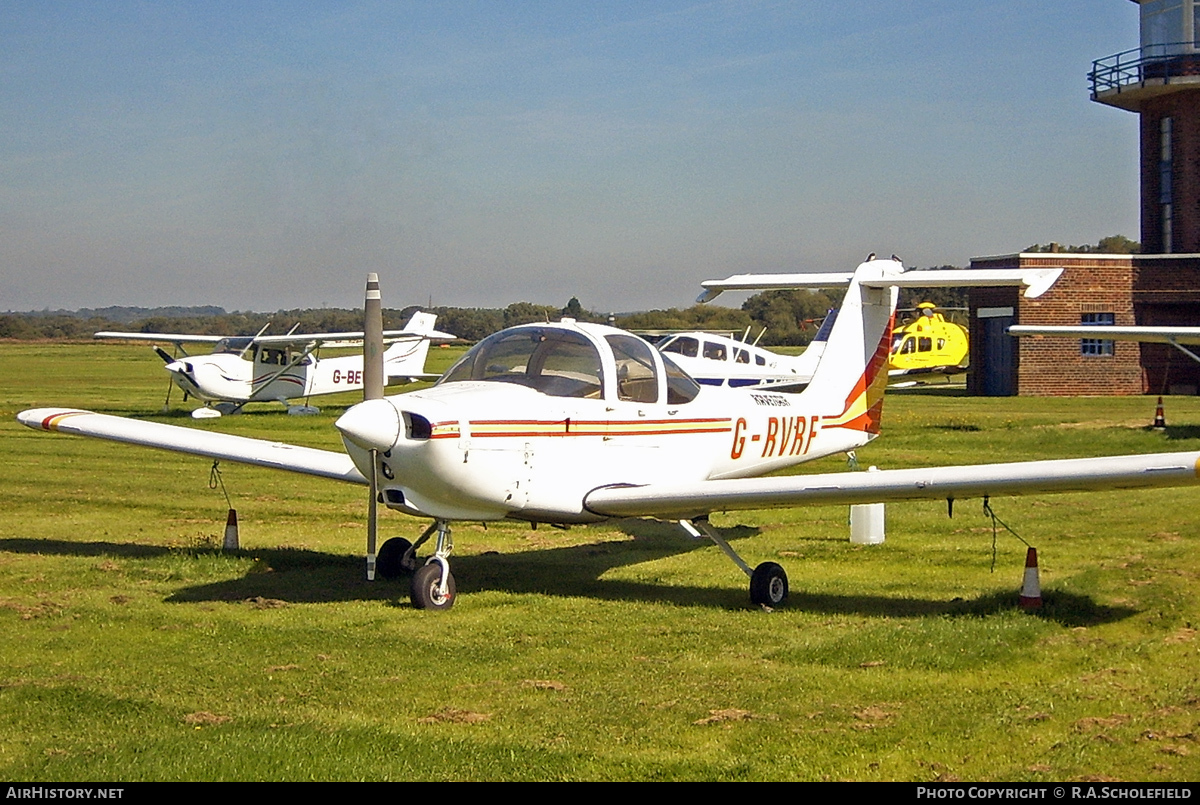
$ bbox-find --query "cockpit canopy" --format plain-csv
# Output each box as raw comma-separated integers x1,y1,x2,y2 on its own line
439,323,700,404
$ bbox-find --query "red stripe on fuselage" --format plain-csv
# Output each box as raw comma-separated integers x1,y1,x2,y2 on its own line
462,418,732,439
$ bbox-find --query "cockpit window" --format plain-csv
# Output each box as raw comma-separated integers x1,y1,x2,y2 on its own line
440,328,604,399
606,334,659,404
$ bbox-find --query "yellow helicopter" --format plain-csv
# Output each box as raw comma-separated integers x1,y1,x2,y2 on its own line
888,302,969,377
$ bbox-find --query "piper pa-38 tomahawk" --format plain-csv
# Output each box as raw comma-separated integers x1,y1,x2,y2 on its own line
20,259,1200,611
96,312,454,418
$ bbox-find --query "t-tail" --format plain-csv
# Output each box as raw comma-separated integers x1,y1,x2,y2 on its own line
795,257,902,441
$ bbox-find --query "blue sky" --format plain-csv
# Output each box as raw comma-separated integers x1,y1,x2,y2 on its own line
0,1,1143,313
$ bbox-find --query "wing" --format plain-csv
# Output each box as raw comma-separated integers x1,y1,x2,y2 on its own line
252,329,455,347
253,313,455,347
17,408,365,484
94,331,226,344
583,452,1200,519
1009,325,1200,345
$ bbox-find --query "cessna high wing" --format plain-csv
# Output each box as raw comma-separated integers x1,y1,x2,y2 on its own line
20,260,1200,611
96,312,455,418
1008,324,1200,365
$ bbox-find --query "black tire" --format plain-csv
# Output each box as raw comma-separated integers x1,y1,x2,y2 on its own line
411,563,456,611
377,537,414,580
750,562,788,607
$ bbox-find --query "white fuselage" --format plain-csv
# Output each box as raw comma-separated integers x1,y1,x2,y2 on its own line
335,263,897,524
657,332,826,390
343,382,873,523
167,339,432,404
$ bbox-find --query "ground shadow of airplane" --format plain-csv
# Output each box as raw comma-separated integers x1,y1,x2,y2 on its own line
0,530,1133,626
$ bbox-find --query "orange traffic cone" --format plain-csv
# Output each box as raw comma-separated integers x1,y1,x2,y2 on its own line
1019,547,1042,609
223,508,240,551
1152,396,1167,430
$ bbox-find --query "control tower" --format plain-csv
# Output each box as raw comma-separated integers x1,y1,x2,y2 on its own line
1090,0,1200,252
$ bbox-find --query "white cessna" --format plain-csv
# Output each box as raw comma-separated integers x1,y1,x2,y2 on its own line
20,260,1200,610
96,312,454,418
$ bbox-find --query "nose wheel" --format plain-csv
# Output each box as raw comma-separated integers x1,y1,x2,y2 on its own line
411,562,456,610
408,520,456,611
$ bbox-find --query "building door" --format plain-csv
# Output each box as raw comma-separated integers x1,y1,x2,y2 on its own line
978,308,1015,396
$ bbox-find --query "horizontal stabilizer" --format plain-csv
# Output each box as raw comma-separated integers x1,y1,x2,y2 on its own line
698,267,1063,303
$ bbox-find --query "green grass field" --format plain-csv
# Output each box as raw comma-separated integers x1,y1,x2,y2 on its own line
2,341,1199,781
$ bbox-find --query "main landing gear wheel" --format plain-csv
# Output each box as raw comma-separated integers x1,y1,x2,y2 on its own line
376,537,415,580
411,563,456,611
750,562,788,607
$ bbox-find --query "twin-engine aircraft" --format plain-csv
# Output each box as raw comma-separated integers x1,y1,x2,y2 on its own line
655,316,832,392
96,312,454,418
20,259,1200,611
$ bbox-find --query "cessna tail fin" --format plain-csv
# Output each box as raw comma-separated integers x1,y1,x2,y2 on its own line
383,312,448,381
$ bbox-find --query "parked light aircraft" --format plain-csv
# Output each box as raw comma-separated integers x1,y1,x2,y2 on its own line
20,260,1200,611
96,312,454,418
1008,325,1200,365
655,314,834,391
655,300,967,392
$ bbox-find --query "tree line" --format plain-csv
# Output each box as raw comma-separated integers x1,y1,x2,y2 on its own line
5,239,1136,346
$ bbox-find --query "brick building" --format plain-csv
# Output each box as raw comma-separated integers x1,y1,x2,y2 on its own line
968,1,1200,396
967,253,1200,396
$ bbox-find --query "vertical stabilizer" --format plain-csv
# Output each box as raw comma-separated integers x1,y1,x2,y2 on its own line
383,312,441,379
798,258,901,437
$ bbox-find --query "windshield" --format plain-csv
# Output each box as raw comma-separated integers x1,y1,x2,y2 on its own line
214,337,254,355
439,327,604,399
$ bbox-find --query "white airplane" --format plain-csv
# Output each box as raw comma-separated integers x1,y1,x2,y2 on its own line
1008,325,1200,365
655,315,833,392
661,263,1049,391
20,261,1200,611
96,312,455,418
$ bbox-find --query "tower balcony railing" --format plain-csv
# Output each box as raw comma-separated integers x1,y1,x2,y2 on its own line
1091,42,1200,99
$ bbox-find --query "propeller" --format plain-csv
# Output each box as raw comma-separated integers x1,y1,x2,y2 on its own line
155,345,178,411
363,273,385,581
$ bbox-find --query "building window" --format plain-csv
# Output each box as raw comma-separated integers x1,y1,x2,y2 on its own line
1081,312,1115,356
1161,117,1174,252
1142,0,1189,57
